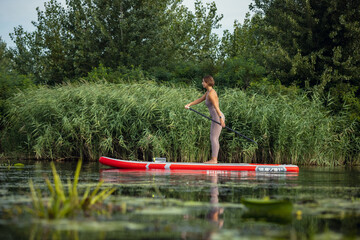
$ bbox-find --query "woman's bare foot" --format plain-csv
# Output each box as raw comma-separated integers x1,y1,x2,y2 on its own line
205,159,218,164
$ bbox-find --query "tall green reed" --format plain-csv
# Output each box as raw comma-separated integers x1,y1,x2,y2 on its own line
2,81,359,165
2,81,211,162
221,88,359,165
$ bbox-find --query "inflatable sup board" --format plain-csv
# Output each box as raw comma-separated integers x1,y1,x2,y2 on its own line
99,156,299,172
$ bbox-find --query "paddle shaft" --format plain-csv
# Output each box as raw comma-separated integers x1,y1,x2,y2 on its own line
188,107,258,145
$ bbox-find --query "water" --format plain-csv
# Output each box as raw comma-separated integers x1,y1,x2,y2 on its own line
1,160,360,239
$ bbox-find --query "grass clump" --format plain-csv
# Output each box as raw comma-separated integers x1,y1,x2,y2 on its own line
27,159,115,219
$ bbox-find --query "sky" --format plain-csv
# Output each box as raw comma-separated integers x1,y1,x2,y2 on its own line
0,0,254,48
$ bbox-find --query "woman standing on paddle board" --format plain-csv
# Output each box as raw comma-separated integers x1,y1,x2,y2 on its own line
185,75,225,164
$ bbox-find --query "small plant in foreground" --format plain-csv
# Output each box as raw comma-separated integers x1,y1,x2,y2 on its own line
0,161,24,170
28,159,115,219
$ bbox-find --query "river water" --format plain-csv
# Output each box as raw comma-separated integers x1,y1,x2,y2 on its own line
1,160,360,239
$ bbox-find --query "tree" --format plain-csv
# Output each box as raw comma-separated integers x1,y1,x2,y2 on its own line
0,38,34,125
247,0,360,119
9,0,223,84
215,56,265,89
10,0,70,84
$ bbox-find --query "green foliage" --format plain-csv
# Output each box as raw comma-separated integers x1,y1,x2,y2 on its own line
222,86,360,165
217,0,360,125
2,81,359,165
1,81,211,161
85,64,152,84
247,0,360,119
219,13,267,63
215,56,266,89
9,0,222,85
0,38,34,126
149,60,217,85
28,159,115,219
3,0,360,165
248,78,301,96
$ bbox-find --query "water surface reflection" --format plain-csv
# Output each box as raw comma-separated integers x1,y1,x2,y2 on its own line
100,168,299,238
2,161,360,239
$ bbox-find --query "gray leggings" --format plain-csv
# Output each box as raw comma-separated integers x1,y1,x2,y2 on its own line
210,115,224,158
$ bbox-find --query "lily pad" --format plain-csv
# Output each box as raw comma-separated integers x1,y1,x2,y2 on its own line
13,163,25,167
241,198,293,224
135,207,188,215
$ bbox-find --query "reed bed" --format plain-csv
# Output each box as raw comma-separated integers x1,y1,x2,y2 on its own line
221,89,359,165
2,81,359,165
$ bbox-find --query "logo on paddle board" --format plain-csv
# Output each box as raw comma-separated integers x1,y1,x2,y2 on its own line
255,166,286,172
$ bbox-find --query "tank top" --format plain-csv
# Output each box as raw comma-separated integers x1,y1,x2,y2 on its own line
205,89,224,120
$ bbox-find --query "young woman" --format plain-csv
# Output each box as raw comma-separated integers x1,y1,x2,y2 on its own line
185,75,225,164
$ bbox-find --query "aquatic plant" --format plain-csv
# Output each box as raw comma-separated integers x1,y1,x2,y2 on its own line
241,197,293,224
2,81,359,165
27,159,115,219
0,161,24,169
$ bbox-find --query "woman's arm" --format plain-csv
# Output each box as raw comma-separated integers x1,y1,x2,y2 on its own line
208,91,225,127
185,93,206,109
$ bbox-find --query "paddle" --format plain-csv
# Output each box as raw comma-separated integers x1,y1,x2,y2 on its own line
188,107,258,145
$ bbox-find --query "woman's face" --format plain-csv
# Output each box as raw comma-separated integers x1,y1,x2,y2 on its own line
202,79,207,88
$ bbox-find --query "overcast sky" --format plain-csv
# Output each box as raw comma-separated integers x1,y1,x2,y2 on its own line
0,0,253,47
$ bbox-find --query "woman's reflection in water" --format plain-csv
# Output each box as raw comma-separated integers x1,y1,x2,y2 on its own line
181,172,224,240
203,172,224,240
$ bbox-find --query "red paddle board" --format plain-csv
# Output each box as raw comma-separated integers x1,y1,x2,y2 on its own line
99,156,299,172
